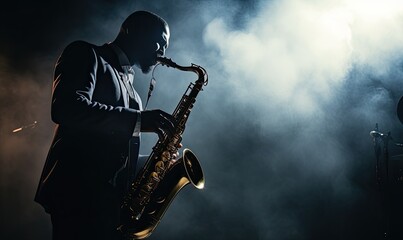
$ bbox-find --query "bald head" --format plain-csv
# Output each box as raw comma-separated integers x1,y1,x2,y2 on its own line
113,11,170,73
120,11,168,35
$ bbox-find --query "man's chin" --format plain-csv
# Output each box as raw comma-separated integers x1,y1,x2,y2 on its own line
140,65,153,74
139,60,157,74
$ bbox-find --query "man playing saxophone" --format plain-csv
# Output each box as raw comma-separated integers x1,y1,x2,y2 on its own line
35,11,177,240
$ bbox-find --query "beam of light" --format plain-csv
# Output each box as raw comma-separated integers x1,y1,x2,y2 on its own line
204,1,352,119
204,0,403,120
347,0,403,19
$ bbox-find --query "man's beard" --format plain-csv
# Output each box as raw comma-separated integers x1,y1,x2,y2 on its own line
140,64,153,74
139,57,156,74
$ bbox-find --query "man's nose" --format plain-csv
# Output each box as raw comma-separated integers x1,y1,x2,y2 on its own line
156,43,166,56
156,43,165,56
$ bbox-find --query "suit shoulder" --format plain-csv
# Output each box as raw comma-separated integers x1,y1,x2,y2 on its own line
65,40,95,50
58,41,99,63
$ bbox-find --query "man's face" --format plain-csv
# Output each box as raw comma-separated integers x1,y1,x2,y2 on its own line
137,25,170,74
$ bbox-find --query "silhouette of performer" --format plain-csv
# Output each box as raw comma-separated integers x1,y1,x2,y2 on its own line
35,11,175,240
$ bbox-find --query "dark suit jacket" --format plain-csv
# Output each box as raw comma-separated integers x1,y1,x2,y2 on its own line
35,41,141,213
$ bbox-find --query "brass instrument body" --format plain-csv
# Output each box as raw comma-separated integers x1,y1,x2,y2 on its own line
119,57,208,239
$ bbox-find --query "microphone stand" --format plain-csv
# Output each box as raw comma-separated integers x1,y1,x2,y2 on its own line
370,123,391,240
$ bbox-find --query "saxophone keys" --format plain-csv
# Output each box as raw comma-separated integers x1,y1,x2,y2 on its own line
144,184,153,191
145,172,160,190
155,196,166,203
163,150,170,157
155,161,165,174
161,151,171,161
150,171,159,179
141,180,153,191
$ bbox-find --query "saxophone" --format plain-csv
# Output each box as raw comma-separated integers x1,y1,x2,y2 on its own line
118,57,208,239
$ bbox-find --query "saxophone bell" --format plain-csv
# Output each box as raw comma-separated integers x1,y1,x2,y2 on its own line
181,148,205,189
120,148,204,240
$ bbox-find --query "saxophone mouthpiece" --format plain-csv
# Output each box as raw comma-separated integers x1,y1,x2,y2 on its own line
157,57,177,68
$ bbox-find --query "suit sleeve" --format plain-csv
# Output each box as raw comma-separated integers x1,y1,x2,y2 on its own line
51,41,138,139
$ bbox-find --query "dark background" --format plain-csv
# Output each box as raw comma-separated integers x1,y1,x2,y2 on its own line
1,0,403,239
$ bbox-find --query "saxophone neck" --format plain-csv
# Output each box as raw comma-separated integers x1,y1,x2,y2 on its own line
156,56,178,68
156,57,208,86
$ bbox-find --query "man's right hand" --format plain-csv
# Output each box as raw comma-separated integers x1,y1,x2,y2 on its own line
140,109,176,139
